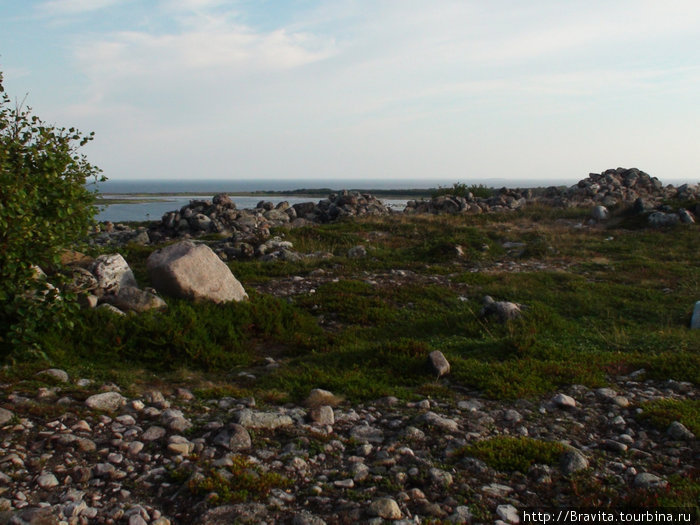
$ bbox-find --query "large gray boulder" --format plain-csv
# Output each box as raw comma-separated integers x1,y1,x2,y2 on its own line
146,241,247,303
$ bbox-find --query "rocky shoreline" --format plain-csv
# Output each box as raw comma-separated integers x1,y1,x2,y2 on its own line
90,168,698,254
0,369,696,525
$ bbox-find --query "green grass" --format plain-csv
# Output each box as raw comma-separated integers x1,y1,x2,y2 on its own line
8,208,698,403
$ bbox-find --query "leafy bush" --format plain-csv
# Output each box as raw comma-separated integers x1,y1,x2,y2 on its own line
0,71,102,359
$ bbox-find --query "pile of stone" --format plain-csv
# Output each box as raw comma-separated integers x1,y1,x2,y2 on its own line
561,168,697,207
0,369,695,524
89,223,151,247
148,191,392,244
404,169,698,221
404,188,529,215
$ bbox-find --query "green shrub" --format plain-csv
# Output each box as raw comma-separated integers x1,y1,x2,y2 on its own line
38,293,323,371
0,71,101,360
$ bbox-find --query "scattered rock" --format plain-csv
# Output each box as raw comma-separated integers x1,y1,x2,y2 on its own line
368,497,402,520
309,406,335,426
591,206,609,221
213,424,252,451
84,392,126,412
347,245,367,258
552,393,577,408
480,296,522,322
428,350,450,377
667,421,695,440
305,389,342,408
497,504,520,524
634,472,668,489
560,449,589,475
0,408,14,426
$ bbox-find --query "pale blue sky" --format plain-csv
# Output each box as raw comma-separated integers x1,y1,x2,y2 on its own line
2,0,699,184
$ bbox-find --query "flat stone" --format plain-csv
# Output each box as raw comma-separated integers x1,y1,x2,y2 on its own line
234,409,293,430
634,472,668,489
167,442,193,456
418,411,459,432
96,303,126,316
334,479,354,489
449,506,474,524
37,369,69,383
349,425,384,444
482,483,513,497
104,286,167,313
36,473,59,489
85,392,126,412
142,426,167,441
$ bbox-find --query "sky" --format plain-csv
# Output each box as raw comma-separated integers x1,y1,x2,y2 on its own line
1,0,700,185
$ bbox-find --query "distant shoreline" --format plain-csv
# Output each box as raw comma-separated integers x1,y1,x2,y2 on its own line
96,185,570,202
96,188,441,201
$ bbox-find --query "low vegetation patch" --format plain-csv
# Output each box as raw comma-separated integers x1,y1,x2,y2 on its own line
187,455,291,505
638,399,700,435
455,436,566,472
